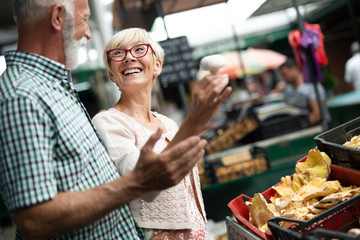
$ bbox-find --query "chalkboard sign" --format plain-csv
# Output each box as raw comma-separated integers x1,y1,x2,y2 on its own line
159,36,197,87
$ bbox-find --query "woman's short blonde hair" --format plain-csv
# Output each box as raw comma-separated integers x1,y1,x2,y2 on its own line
103,28,165,73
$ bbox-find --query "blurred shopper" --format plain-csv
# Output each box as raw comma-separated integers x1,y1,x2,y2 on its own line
279,58,331,127
92,28,232,240
259,69,285,95
0,1,209,239
344,41,360,90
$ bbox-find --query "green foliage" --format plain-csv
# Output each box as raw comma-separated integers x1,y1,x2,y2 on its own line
321,68,338,90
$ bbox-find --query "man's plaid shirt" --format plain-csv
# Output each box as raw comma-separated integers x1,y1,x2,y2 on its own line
0,51,145,239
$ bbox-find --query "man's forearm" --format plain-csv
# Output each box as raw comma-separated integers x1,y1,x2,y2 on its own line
12,173,143,240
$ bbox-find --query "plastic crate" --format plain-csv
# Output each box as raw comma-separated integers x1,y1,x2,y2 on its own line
207,146,270,184
227,183,278,239
228,157,360,240
315,116,360,169
304,228,360,240
226,216,262,240
259,113,310,140
268,193,360,240
206,117,259,154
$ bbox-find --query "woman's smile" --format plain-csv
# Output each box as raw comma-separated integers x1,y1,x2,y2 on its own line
123,68,142,75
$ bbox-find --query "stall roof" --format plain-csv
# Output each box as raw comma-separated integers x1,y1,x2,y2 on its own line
250,0,337,17
0,0,227,49
150,0,226,15
112,0,228,31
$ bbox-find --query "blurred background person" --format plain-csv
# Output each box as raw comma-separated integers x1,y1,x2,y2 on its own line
279,58,331,127
344,41,360,91
259,69,285,95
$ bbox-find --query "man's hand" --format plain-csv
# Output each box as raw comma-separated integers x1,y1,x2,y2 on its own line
132,129,207,191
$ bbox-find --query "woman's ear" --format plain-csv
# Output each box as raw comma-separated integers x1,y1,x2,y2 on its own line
50,4,66,31
154,59,163,76
108,71,115,82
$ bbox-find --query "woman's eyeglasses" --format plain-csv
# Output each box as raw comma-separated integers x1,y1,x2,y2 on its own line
106,44,154,62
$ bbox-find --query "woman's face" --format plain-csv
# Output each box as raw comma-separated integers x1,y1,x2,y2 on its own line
109,42,161,91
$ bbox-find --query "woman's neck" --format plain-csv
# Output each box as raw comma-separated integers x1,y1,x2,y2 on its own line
114,92,167,133
115,90,153,123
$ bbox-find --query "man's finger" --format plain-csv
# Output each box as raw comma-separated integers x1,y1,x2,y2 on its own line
163,136,204,161
142,128,162,153
170,139,207,179
174,138,207,164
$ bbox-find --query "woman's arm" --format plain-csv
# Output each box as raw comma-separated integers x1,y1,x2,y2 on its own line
167,74,232,149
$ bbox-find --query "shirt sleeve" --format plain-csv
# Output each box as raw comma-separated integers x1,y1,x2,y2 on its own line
304,83,326,103
92,113,140,176
0,96,57,210
344,60,352,83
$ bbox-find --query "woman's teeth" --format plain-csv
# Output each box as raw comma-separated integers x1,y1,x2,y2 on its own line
124,69,141,75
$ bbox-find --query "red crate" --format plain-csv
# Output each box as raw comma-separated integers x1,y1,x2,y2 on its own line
228,156,360,240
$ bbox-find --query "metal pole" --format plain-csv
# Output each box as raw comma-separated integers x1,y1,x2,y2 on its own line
226,2,247,79
154,0,170,39
230,23,247,79
292,0,327,130
154,0,189,116
347,0,360,45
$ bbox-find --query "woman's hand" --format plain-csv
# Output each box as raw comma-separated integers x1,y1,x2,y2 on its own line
165,74,231,150
187,74,232,133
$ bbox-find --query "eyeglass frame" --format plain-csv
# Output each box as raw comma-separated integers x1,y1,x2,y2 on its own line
106,44,156,62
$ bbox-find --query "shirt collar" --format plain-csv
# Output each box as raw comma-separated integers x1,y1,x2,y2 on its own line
4,50,71,84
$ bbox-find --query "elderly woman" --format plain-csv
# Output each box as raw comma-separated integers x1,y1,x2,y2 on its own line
92,28,231,240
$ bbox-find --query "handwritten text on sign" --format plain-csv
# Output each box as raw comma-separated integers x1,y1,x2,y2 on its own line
159,37,197,87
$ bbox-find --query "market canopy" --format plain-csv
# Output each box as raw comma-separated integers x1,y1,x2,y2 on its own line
250,0,337,17
220,48,287,79
112,0,227,31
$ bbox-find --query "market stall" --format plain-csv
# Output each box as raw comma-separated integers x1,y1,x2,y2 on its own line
201,126,323,222
327,90,360,128
223,116,360,239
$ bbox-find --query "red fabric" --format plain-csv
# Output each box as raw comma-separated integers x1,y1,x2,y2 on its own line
288,22,328,69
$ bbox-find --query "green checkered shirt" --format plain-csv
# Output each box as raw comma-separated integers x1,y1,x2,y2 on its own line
0,51,145,240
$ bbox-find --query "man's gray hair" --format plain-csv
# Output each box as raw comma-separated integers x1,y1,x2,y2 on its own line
14,0,73,23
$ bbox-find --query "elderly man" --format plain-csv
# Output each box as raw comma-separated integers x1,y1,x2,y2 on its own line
0,0,214,239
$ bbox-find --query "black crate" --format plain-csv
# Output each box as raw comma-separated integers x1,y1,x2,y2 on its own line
259,113,310,140
304,228,360,240
267,194,360,240
206,146,270,184
315,116,360,169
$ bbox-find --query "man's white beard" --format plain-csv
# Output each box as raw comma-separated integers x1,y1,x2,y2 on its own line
63,14,88,69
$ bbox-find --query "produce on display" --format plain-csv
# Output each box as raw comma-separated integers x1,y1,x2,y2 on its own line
343,135,360,149
246,147,360,232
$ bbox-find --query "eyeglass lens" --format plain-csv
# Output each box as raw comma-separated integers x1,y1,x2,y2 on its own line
109,44,149,61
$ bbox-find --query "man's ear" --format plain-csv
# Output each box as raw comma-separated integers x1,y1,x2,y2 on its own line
50,4,66,31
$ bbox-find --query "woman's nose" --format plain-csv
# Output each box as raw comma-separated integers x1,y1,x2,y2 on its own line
123,52,136,62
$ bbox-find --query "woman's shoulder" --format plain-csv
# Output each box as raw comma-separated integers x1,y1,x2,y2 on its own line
152,111,179,128
93,108,113,124
92,108,130,128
